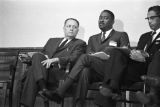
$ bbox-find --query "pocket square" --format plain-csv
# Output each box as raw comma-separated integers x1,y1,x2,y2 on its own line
109,41,117,47
156,38,160,41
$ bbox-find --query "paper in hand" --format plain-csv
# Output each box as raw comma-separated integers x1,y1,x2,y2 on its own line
91,52,110,60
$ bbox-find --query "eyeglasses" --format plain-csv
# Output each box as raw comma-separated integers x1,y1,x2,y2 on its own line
145,15,160,20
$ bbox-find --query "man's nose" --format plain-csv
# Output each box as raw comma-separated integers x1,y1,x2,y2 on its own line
69,27,74,31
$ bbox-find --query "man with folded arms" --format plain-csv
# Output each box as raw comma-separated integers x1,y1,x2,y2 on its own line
96,5,160,107
20,18,86,107
43,10,130,107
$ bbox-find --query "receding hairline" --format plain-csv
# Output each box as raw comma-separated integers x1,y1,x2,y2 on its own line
64,18,79,27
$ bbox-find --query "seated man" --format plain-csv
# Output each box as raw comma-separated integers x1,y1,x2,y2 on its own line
20,18,86,107
42,9,130,107
95,5,160,107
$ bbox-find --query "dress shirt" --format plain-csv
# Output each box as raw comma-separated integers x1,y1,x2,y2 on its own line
101,29,113,40
59,38,72,46
152,28,160,42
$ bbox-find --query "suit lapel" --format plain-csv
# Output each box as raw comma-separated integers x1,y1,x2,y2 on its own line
151,32,160,44
50,38,63,58
147,32,160,50
57,38,75,51
145,32,153,51
97,33,102,44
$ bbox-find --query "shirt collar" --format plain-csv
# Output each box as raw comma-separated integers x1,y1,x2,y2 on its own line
152,28,160,41
61,37,72,45
101,29,113,38
154,28,160,35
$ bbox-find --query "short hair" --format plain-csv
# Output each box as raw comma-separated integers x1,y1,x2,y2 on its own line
64,18,79,27
101,10,115,20
148,5,160,16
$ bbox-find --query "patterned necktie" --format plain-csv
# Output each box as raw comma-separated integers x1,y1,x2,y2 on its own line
59,39,68,49
101,32,106,42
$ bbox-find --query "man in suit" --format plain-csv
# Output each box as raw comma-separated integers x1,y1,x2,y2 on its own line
20,18,86,107
42,10,130,106
95,5,160,107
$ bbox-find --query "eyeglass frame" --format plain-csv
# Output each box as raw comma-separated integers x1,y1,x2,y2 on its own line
145,15,160,20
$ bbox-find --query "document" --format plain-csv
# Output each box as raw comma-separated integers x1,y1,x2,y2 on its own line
90,52,110,60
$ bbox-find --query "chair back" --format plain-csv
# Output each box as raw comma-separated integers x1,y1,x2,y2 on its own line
0,51,19,85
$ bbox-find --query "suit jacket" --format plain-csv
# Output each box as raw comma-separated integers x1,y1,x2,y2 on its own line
137,31,160,61
124,32,160,85
86,29,130,54
41,38,86,68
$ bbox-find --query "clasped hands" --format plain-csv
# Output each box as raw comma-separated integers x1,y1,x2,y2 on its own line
130,49,149,62
19,52,60,69
41,57,59,69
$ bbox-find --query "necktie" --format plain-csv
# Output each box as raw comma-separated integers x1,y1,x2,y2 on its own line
59,39,68,49
151,31,156,42
146,31,156,51
101,32,106,42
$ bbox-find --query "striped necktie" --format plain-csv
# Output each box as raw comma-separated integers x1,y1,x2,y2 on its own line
59,39,68,49
146,31,156,51
101,32,106,42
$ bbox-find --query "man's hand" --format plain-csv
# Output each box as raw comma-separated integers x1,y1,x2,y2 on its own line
19,53,30,62
130,49,146,62
41,58,59,69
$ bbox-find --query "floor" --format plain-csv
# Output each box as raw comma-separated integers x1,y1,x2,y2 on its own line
0,95,144,107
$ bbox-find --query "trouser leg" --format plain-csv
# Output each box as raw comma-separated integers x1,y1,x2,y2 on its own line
75,68,90,104
20,53,48,107
147,51,160,77
20,68,38,107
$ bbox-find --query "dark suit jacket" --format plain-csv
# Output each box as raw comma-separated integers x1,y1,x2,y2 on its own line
124,32,160,85
137,32,160,61
41,38,86,68
86,29,130,53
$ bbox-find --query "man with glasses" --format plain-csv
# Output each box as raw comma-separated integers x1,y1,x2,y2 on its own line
94,5,160,107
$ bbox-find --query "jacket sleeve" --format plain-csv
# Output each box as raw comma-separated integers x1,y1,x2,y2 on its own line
41,38,51,55
119,32,130,47
86,36,94,54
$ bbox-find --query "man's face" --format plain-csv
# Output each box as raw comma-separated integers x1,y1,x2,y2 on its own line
63,19,79,39
98,11,114,32
147,10,160,31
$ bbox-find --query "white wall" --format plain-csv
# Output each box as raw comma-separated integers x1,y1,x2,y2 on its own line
0,0,159,47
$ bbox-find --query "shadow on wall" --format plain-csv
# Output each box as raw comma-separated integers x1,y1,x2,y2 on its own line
113,19,124,32
130,41,137,47
77,19,124,40
77,26,85,40
113,19,138,47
